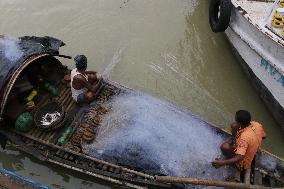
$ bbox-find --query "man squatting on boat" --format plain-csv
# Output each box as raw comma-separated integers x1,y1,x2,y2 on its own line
71,55,102,104
212,110,266,180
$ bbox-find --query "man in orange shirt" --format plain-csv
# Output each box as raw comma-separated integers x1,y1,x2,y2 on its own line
212,110,266,176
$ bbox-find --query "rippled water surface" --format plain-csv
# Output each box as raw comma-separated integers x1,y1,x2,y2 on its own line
0,0,283,188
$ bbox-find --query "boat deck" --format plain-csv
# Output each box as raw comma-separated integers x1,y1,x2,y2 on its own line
233,0,284,42
23,81,78,146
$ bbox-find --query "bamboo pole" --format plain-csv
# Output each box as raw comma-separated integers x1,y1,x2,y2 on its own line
155,176,279,189
10,129,154,179
48,159,147,189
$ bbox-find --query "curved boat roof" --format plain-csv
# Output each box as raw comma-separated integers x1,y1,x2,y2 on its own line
0,36,65,118
0,36,64,90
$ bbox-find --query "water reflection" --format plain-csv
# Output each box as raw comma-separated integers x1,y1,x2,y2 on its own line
0,146,111,189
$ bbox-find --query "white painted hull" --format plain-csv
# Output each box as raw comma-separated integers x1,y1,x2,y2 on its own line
225,1,284,131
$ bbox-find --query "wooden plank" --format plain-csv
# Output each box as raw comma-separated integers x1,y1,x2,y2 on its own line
62,93,72,108
43,131,55,141
37,130,48,140
68,155,75,161
58,89,69,104
156,176,276,189
63,97,73,110
36,92,50,108
55,150,62,156
62,98,71,110
59,89,69,105
58,150,65,157
31,129,42,138
244,168,251,184
46,132,57,143
65,101,75,112
253,170,263,185
39,131,53,141
28,127,37,135
114,169,121,174
269,177,276,187
97,163,103,169
63,153,70,159
102,165,109,171
34,129,44,139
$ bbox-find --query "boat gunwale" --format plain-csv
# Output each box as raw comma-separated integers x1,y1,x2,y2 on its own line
1,128,171,189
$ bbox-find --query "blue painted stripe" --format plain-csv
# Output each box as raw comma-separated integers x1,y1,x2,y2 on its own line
0,168,51,189
260,58,284,87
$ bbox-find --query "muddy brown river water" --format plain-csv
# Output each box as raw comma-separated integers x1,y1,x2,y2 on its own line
0,0,283,188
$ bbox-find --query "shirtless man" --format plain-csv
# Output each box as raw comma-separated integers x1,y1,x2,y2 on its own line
212,110,266,180
71,55,102,103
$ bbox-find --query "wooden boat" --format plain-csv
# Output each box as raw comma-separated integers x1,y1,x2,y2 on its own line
0,36,284,189
209,0,284,132
0,168,50,189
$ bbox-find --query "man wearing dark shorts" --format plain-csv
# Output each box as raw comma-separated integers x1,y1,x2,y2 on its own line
70,55,102,103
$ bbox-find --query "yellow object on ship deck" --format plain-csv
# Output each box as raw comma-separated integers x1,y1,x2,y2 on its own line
272,8,284,31
26,89,38,102
272,19,284,28
279,0,284,8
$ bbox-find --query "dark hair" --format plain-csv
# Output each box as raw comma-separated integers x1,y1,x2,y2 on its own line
235,110,251,126
74,55,87,70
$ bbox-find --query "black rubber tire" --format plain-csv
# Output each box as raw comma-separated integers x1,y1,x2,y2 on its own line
209,0,231,32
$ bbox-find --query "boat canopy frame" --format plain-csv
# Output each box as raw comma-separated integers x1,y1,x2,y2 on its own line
0,36,69,121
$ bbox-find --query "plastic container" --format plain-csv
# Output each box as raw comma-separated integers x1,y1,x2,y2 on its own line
57,127,73,146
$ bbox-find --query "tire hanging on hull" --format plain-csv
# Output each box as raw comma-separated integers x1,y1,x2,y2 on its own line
209,0,231,32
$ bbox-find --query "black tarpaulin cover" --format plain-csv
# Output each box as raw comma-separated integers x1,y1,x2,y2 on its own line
0,36,65,92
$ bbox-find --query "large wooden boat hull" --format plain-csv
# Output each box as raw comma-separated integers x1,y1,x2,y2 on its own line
2,78,284,188
0,36,283,188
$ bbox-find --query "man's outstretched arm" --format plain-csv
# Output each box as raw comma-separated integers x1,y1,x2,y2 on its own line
212,154,244,168
91,77,103,92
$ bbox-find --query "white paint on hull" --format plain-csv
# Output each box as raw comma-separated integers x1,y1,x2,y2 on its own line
226,0,284,128
225,27,284,105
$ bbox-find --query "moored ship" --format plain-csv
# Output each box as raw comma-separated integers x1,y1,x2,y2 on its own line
209,0,284,132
